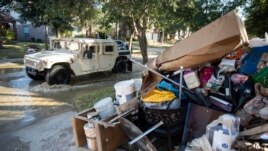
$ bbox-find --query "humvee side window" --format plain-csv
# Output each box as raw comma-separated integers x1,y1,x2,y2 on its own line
83,45,95,59
105,46,114,52
89,46,95,53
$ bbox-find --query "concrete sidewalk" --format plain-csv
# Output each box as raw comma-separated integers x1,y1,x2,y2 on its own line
1,111,79,151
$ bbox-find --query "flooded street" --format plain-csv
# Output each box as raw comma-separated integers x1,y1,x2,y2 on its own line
0,55,158,151
0,57,145,135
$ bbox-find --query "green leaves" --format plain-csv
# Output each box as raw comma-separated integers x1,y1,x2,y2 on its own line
245,0,268,37
5,0,100,36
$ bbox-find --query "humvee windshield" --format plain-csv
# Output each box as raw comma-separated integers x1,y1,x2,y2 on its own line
52,40,79,51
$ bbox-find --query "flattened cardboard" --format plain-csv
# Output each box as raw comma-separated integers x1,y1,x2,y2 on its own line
181,103,224,145
156,11,248,71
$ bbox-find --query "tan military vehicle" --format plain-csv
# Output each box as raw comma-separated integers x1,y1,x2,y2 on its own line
24,38,132,85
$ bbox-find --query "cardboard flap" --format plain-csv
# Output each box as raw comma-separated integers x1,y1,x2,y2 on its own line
157,11,248,69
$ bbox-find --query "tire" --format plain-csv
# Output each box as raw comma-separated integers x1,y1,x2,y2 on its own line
114,60,127,73
127,60,132,72
46,65,71,85
26,67,44,80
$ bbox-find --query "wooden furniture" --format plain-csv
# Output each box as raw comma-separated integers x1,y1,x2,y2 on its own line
72,108,127,151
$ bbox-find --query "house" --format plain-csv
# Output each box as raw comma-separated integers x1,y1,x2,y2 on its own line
9,11,54,42
16,24,53,42
0,13,17,40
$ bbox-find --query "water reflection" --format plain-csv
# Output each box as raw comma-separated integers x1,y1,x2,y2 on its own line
0,68,23,75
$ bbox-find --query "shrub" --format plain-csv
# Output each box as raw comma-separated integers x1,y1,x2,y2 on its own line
2,29,15,44
74,34,86,38
36,39,42,43
31,37,36,42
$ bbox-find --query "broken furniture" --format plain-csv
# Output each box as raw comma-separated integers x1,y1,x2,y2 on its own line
72,108,127,151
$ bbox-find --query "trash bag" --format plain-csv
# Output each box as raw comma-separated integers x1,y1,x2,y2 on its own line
206,114,240,151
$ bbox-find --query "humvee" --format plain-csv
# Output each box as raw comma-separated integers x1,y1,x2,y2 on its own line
24,38,132,85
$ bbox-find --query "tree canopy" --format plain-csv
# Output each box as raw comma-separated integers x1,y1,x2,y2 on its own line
3,0,266,61
245,0,268,37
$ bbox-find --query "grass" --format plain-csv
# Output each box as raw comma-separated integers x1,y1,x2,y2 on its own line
0,42,45,59
75,86,115,112
132,41,173,50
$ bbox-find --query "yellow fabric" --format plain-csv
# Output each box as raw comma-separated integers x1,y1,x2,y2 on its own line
142,89,176,103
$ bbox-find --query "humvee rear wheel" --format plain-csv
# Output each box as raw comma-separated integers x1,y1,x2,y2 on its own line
114,60,127,73
26,67,44,80
46,65,71,85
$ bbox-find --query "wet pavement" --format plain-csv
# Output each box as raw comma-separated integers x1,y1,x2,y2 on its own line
0,55,150,151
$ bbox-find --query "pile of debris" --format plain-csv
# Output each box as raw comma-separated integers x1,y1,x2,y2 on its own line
72,10,268,151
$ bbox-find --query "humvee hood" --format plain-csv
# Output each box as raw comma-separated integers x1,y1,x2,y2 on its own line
26,50,78,61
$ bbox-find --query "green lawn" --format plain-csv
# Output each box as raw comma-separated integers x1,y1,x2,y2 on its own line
0,42,45,59
75,86,115,112
132,41,173,50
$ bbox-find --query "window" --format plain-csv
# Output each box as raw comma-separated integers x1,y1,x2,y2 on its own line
66,42,79,51
23,26,30,38
89,46,95,53
105,46,114,53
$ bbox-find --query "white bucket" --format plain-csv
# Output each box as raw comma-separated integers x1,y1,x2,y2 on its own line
84,123,97,151
94,97,115,119
114,80,136,105
133,78,142,93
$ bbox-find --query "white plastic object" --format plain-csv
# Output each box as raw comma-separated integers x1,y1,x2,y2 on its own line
114,80,136,104
183,71,200,89
84,123,97,151
94,97,115,119
206,114,240,151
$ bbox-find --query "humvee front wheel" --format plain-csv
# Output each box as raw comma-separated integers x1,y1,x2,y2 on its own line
46,65,71,85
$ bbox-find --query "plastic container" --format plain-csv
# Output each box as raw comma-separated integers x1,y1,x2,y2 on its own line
84,123,97,151
114,80,136,104
183,71,200,89
94,97,115,119
133,78,142,92
206,114,240,151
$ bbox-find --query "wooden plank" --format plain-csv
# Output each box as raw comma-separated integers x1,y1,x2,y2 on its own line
94,120,127,151
76,108,96,117
72,116,88,147
239,123,268,137
72,108,96,147
116,97,139,114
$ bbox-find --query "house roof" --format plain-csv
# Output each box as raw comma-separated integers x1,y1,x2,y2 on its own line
0,13,16,23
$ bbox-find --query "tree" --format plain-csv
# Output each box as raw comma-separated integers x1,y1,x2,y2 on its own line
245,0,268,37
71,0,101,37
1,0,100,49
15,0,75,49
102,0,178,64
170,0,246,32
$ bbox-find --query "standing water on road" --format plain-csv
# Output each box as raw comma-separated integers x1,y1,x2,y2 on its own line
0,60,143,134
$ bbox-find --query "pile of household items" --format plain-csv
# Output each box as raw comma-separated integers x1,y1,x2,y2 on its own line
72,11,268,151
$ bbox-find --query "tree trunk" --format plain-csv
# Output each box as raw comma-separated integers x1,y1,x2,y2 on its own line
137,29,148,64
0,38,3,48
55,28,59,38
115,21,119,39
45,25,49,50
129,31,135,54
161,29,165,45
